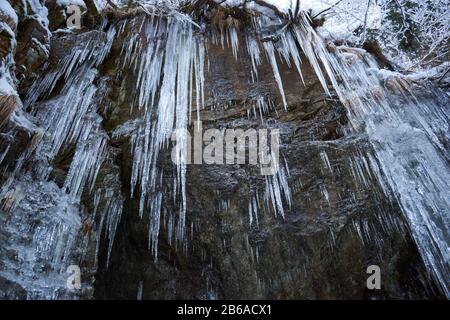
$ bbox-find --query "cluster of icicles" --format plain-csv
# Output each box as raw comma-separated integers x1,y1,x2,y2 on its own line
3,6,448,297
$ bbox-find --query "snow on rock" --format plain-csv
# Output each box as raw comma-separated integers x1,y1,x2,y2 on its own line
24,0,50,29
312,0,449,72
56,0,87,8
0,0,18,26
315,0,382,42
0,76,16,96
256,0,329,15
214,0,329,17
209,0,382,43
0,11,18,100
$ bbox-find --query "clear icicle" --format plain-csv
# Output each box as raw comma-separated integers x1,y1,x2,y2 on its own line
246,35,261,82
122,16,206,256
229,27,239,60
263,41,288,110
263,154,292,218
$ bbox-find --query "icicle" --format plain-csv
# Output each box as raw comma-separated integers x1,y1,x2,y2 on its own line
279,32,305,85
0,179,82,299
137,281,144,300
34,68,98,163
320,150,333,175
320,184,330,205
122,17,206,255
263,41,288,110
248,194,260,228
300,32,450,296
250,10,450,296
63,115,108,201
102,190,124,268
148,192,163,259
246,35,261,82
25,24,116,108
229,27,239,60
263,154,292,218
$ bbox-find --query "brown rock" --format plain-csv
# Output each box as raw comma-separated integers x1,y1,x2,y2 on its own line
0,96,18,128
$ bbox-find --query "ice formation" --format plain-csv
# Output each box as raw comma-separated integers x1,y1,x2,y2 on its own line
0,0,449,298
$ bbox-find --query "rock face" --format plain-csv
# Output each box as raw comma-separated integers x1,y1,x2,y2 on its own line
93,27,441,299
0,3,447,300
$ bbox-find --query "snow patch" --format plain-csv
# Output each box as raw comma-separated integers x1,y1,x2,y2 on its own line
0,75,17,96
0,0,18,25
56,0,87,8
24,0,50,29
